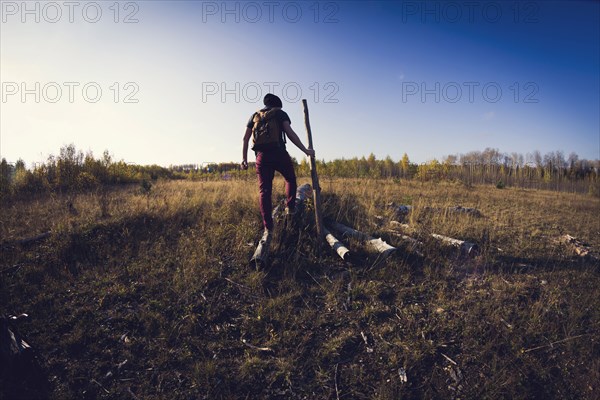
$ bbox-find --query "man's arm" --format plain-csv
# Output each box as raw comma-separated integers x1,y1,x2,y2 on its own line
282,121,315,157
241,127,252,170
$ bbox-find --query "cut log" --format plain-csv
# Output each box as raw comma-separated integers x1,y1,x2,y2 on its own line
389,221,478,257
329,221,396,258
296,183,312,207
323,227,351,260
431,233,478,256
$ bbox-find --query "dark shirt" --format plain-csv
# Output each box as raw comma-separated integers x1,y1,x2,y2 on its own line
247,108,291,150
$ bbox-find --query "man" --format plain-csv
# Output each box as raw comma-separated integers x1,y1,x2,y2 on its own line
241,93,315,241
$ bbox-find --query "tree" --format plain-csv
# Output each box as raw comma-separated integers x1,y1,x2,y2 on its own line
383,155,395,178
567,152,579,178
400,153,410,178
0,158,13,198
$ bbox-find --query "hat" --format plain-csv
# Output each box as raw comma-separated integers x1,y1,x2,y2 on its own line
263,93,282,108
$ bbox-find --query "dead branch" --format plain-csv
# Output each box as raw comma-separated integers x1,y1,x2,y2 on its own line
241,339,273,353
522,334,590,353
224,277,250,291
440,352,457,365
91,379,110,394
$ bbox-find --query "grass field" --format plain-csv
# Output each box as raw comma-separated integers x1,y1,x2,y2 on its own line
1,178,599,399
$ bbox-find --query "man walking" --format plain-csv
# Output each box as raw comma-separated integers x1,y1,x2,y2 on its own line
242,93,315,241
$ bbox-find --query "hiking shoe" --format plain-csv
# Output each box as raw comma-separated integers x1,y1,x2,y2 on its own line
260,229,273,245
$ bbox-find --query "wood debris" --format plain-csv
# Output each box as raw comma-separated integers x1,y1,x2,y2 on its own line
557,234,594,258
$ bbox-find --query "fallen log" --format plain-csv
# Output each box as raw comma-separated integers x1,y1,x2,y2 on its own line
388,221,478,257
431,233,478,257
296,183,312,208
329,221,396,258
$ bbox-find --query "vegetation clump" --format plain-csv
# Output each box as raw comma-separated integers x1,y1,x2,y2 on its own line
1,176,598,399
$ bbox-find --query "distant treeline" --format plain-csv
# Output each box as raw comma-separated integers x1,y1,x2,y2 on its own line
304,148,599,195
1,145,598,200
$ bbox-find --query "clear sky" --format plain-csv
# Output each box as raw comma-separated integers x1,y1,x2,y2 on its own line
1,0,599,166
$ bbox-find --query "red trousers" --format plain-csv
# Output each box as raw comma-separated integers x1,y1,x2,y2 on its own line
255,148,297,230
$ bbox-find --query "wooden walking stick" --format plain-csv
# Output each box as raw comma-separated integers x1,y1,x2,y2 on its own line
302,99,324,239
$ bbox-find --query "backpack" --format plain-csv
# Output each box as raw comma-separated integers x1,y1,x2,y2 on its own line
251,107,285,151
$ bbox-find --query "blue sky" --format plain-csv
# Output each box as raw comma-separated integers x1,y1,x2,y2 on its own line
1,0,599,166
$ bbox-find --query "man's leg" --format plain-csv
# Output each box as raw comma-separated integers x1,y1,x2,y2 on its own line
276,151,297,213
256,153,275,231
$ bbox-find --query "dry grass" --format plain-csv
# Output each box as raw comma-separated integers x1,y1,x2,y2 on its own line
1,178,598,399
